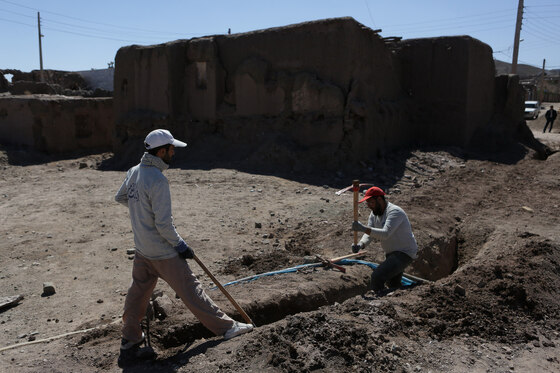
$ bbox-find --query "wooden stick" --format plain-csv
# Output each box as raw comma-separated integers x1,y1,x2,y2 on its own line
352,180,360,246
193,254,255,326
329,251,367,263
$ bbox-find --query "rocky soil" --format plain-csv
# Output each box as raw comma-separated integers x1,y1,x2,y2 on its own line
0,112,559,372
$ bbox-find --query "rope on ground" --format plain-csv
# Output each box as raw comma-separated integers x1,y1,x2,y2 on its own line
210,259,419,289
0,319,120,353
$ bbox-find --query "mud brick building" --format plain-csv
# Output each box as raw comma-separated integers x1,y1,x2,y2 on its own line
1,17,525,166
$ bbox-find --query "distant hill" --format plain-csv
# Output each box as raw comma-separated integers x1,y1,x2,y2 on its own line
495,59,560,78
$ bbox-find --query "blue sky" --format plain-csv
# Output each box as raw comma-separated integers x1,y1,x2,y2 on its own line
1,0,559,73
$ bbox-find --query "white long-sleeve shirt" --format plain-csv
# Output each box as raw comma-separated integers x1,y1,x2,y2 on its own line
115,153,183,259
358,202,418,259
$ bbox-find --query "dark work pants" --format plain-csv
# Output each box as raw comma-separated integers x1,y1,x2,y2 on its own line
543,120,555,133
371,251,414,291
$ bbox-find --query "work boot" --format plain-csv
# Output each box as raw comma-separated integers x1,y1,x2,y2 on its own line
224,321,254,340
118,332,155,367
120,332,145,351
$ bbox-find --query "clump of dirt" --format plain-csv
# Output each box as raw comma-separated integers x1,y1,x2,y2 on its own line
220,250,293,277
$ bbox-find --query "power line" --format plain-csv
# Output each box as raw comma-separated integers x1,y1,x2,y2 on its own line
522,24,560,45
0,16,34,28
0,6,34,19
379,8,516,28
40,25,156,44
363,0,376,28
39,18,191,42
384,15,514,34
0,0,209,37
525,3,560,8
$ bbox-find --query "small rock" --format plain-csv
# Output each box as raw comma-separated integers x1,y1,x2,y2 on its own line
454,285,466,296
153,294,174,320
97,299,104,303
241,255,254,266
110,247,117,251
42,282,56,296
126,248,136,255
254,222,262,229
302,256,318,264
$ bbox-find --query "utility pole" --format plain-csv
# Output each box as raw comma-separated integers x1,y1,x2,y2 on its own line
539,59,546,102
511,0,524,74
37,12,44,82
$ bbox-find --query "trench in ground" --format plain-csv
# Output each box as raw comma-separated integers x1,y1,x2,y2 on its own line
151,224,486,349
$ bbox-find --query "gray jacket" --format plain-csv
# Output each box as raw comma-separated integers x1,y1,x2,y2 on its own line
115,153,183,259
358,202,418,259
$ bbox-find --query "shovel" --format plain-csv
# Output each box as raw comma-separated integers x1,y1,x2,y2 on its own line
193,254,255,326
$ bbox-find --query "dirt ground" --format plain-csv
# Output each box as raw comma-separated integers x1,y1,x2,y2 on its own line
1,107,560,372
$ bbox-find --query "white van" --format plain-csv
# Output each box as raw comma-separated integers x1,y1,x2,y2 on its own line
524,101,541,120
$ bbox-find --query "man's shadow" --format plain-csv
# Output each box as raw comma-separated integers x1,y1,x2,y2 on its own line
121,338,223,372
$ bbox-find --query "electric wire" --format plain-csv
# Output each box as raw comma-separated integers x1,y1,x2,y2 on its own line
379,8,517,28
0,0,212,38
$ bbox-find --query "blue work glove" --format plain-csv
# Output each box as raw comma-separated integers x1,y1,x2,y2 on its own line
175,240,194,260
352,243,364,253
352,221,369,233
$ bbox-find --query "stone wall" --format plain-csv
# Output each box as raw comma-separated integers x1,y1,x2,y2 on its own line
0,96,113,153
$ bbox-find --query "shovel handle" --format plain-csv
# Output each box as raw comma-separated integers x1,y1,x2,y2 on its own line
193,254,255,326
352,180,360,245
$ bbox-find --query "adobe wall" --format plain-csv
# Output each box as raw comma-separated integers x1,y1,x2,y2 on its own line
113,18,411,170
1,17,529,167
0,96,113,153
396,36,496,147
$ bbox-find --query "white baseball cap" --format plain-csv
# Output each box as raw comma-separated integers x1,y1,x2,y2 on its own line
144,129,187,149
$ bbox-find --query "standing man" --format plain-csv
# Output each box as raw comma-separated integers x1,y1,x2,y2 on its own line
351,187,418,292
115,129,252,365
544,105,557,133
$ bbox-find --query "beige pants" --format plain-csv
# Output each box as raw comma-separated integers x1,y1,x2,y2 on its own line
122,253,234,342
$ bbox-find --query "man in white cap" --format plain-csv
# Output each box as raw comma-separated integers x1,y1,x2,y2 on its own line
115,129,252,366
352,186,418,293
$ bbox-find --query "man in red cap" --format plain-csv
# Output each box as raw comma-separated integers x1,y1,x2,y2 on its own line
352,186,418,292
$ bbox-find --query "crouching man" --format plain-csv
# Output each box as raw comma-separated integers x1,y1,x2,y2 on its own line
115,129,253,366
351,187,418,292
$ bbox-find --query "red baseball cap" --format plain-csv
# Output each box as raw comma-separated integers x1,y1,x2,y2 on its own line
359,186,386,203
